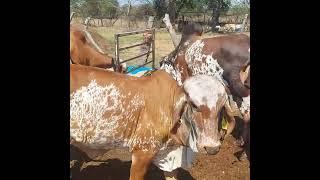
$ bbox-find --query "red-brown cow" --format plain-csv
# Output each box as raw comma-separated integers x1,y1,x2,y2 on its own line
160,23,250,162
70,64,240,180
70,25,125,72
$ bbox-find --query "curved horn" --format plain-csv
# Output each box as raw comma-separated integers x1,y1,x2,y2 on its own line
223,96,243,136
229,66,250,97
225,115,236,136
240,65,250,84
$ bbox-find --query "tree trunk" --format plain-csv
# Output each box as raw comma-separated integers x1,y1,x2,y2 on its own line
211,5,221,32
241,14,248,32
84,17,91,30
163,13,180,47
127,1,132,30
168,0,177,23
176,0,185,17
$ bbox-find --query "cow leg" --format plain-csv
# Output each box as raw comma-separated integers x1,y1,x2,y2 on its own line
242,121,250,161
130,150,156,180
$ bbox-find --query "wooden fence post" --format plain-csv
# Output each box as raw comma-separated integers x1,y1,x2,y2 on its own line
241,14,248,32
84,17,91,30
139,16,154,65
114,34,120,72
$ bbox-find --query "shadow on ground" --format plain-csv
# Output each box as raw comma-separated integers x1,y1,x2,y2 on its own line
70,145,194,180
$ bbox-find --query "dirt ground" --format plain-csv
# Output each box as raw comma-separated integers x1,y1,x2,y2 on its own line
70,136,249,180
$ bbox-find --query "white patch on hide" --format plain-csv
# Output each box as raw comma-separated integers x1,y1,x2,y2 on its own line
70,80,144,148
183,75,227,109
185,40,205,64
131,135,161,152
184,40,224,84
160,58,183,86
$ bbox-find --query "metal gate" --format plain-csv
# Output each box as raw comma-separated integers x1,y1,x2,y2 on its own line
114,29,155,73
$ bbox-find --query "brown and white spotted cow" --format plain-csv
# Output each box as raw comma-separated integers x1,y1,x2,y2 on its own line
70,25,126,72
70,64,239,180
160,24,250,165
161,23,250,136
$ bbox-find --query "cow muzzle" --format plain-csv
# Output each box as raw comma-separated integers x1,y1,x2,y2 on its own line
198,139,221,155
204,146,221,155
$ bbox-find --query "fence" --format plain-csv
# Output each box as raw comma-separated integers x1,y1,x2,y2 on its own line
177,12,250,32
114,29,156,73
71,15,152,30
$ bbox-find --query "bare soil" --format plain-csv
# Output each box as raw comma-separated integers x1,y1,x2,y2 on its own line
70,136,249,180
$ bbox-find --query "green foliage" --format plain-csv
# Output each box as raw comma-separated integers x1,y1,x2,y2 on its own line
150,0,232,20
70,0,119,18
228,0,249,15
132,3,155,18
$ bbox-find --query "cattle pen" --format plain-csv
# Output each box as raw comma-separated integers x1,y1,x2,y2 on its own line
70,18,250,180
114,29,156,73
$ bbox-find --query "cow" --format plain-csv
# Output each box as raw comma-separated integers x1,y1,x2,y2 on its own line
161,22,250,97
160,23,250,162
70,64,241,180
70,25,126,72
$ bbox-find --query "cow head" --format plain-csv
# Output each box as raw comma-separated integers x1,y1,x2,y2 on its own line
171,75,240,155
181,22,203,37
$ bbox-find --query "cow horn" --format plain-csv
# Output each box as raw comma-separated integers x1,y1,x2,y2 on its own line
223,96,243,136
229,66,250,97
240,65,250,84
225,96,243,118
224,112,236,136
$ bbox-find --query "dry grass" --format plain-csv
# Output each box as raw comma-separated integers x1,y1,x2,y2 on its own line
90,26,249,68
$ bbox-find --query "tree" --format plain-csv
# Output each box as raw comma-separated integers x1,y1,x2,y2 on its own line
70,0,120,19
153,0,167,20
152,0,193,22
201,0,231,32
229,0,249,14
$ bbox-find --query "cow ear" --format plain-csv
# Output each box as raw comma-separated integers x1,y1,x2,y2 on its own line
224,96,243,119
